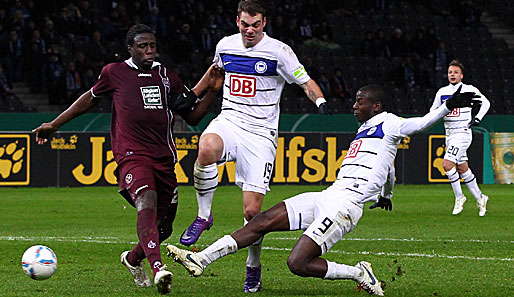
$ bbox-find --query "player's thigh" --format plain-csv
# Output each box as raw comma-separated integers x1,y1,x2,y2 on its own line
202,118,238,164
117,157,157,202
304,193,363,255
284,192,318,231
444,133,471,164
236,132,276,193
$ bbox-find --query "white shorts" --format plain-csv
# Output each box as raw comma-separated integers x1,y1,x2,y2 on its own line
444,130,472,164
284,188,363,255
202,117,277,194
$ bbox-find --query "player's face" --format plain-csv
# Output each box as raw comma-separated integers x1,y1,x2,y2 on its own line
237,11,266,48
353,90,380,123
447,65,463,84
128,33,156,71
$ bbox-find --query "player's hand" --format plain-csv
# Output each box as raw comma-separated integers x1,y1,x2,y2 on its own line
32,123,58,145
468,117,481,128
445,85,481,110
369,196,392,211
208,64,224,92
170,90,198,112
318,102,329,114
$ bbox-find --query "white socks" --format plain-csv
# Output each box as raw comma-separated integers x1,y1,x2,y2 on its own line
194,162,218,219
245,218,263,267
324,260,362,281
461,169,482,201
445,167,463,198
200,235,238,266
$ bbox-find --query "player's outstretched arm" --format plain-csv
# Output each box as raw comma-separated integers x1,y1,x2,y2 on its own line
179,64,224,125
32,90,99,144
300,79,329,114
401,85,480,136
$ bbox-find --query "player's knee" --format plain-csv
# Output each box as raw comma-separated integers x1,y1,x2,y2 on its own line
442,160,455,171
135,190,157,211
197,139,222,165
287,255,308,276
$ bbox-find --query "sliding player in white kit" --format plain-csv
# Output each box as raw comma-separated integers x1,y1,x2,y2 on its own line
179,0,328,292
430,60,490,216
168,84,481,296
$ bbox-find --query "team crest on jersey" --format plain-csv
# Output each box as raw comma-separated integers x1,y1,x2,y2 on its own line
255,61,267,74
140,86,163,109
125,173,132,184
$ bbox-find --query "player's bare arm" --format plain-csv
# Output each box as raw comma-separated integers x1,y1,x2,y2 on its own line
32,90,99,144
300,79,328,114
180,64,224,125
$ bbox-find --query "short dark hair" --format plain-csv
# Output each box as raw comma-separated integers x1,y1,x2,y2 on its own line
126,24,153,46
358,84,387,110
237,0,266,18
449,59,464,73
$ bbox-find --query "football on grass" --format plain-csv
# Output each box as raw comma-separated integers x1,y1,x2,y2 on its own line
21,245,58,280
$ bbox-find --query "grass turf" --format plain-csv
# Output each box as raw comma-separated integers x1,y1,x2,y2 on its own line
0,184,513,296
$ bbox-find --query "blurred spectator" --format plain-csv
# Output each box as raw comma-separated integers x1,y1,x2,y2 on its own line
409,29,429,60
433,41,450,86
302,56,319,80
388,27,408,58
9,8,25,32
299,17,312,41
42,53,65,105
330,68,351,98
0,64,13,96
9,0,30,19
313,19,334,42
375,29,390,58
390,54,416,88
142,6,167,37
42,19,61,46
415,59,432,88
459,0,482,27
430,0,451,16
361,31,377,57
88,31,110,67
196,27,213,55
25,42,46,93
3,30,24,82
424,26,439,59
317,72,332,97
64,61,82,104
82,67,97,91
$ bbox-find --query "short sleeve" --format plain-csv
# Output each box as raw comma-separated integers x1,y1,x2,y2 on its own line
276,44,311,85
91,64,113,97
213,39,224,68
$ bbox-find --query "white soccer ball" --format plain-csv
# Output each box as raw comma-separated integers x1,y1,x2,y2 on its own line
21,245,58,280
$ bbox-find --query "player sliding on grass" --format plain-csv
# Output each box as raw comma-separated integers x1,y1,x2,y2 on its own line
33,24,223,295
167,84,481,296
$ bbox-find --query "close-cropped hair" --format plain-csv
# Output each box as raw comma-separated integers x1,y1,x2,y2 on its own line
237,0,266,17
359,84,387,110
126,24,153,46
449,59,464,73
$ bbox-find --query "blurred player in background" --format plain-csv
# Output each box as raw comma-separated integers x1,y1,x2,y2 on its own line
178,0,328,292
33,24,223,295
430,59,490,216
168,84,481,296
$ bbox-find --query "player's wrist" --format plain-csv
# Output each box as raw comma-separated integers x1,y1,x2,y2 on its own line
315,97,326,107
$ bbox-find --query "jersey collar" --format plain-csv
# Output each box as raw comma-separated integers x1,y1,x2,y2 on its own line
359,112,388,132
124,57,161,70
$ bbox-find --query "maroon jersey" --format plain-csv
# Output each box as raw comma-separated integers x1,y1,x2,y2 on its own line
91,58,185,163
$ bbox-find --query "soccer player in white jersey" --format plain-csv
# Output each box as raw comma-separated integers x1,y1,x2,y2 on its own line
168,84,480,296
179,0,328,292
430,60,490,216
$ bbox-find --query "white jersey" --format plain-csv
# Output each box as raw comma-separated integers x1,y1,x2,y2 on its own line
214,33,311,136
328,106,451,205
430,82,490,131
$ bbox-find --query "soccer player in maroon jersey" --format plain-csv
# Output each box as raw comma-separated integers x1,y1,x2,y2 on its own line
33,24,223,295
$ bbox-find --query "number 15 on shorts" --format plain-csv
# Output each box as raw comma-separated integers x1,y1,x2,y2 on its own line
263,162,273,183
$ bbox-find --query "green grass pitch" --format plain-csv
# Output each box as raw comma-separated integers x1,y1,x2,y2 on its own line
0,184,513,297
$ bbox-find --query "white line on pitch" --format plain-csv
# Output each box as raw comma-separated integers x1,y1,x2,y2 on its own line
268,236,514,244
1,236,513,262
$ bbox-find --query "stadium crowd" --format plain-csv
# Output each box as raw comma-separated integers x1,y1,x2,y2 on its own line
0,0,507,114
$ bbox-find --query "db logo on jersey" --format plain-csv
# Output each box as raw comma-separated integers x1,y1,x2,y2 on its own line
446,108,460,117
345,140,362,159
230,74,256,97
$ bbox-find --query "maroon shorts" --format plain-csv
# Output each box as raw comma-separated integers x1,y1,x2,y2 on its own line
116,155,178,208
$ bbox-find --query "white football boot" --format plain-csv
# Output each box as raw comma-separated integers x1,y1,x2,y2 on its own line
166,244,205,277
355,261,384,296
452,195,467,215
477,194,489,217
120,251,152,287
154,265,173,295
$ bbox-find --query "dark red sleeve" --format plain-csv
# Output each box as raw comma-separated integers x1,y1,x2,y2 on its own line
167,71,187,96
91,64,113,96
